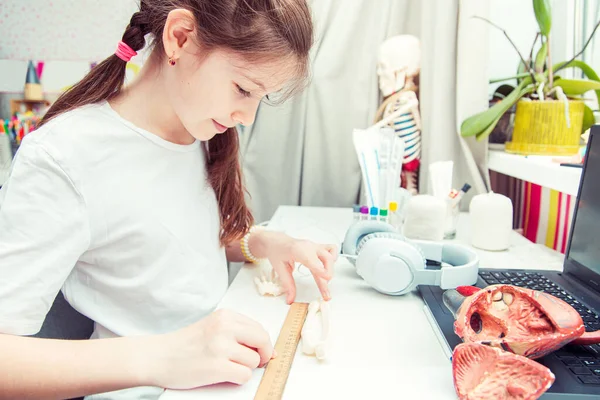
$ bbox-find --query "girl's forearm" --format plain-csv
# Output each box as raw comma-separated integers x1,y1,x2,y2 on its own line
225,230,288,263
0,333,157,400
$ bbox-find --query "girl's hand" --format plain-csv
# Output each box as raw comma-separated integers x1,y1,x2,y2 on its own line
253,231,338,304
149,309,274,389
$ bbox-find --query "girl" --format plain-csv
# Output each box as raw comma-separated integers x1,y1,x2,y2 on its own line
0,1,337,399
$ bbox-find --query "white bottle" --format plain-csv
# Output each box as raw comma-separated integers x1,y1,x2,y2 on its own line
469,192,513,251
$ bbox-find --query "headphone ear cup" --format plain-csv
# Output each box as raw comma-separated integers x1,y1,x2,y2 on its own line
356,231,407,255
342,220,397,256
356,236,426,295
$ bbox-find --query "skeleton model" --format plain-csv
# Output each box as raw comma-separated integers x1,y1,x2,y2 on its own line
374,35,422,195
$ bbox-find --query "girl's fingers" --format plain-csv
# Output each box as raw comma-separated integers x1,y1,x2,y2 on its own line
274,260,296,304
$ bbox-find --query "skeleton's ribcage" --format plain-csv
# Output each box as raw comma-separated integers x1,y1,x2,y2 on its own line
384,103,421,164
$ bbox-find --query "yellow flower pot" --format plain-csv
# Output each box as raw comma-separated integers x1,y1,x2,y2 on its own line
505,99,584,156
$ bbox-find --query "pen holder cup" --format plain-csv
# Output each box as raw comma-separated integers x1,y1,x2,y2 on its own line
403,195,446,241
444,199,460,240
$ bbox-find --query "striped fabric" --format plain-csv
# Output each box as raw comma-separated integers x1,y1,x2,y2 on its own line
490,171,576,254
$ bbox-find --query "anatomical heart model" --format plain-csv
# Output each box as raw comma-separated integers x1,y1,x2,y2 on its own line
443,284,600,399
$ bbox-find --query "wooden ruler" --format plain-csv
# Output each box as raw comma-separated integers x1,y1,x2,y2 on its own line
254,302,309,400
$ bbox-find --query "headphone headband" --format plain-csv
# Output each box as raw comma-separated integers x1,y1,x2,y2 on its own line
342,220,479,295
409,240,479,289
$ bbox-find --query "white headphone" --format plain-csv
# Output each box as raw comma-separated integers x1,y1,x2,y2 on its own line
341,220,479,295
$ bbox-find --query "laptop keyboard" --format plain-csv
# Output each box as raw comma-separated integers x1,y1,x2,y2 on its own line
479,271,600,385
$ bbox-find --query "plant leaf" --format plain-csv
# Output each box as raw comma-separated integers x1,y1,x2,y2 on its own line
494,84,517,99
474,87,535,141
534,40,548,73
460,98,514,138
461,79,531,138
528,34,540,71
461,104,505,138
533,0,552,36
475,114,503,141
583,104,596,134
517,59,530,85
490,72,531,84
553,79,600,96
461,79,532,137
554,20,600,76
551,59,600,106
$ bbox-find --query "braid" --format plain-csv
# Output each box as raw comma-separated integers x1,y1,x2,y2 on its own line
122,11,150,52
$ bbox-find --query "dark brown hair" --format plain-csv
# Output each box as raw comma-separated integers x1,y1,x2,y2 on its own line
39,0,314,245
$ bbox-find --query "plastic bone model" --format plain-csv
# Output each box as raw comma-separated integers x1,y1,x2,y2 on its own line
444,284,600,399
374,35,422,195
253,259,285,297
301,298,330,360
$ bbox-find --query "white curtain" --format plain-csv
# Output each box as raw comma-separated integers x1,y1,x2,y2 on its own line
239,0,491,224
420,0,492,206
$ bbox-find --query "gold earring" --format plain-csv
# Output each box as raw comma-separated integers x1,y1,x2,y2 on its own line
168,52,176,66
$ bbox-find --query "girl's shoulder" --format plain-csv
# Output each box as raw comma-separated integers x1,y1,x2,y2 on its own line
26,101,128,158
32,101,116,141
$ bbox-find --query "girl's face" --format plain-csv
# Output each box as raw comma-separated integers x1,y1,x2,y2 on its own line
164,49,294,141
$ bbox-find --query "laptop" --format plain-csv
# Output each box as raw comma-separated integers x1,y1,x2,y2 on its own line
419,125,600,399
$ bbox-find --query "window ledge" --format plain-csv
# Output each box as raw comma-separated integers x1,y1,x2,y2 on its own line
488,150,582,196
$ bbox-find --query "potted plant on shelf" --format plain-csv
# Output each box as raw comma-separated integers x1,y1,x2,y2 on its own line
461,0,600,156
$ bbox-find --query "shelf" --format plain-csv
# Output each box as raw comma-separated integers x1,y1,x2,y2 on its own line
10,98,51,115
488,150,582,196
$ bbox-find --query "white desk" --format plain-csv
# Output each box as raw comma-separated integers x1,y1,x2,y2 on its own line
160,206,565,400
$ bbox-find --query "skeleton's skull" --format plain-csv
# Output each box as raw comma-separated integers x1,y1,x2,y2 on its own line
452,342,555,400
377,35,420,97
446,285,585,359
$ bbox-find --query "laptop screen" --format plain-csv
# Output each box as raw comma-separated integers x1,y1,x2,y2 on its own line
564,126,600,292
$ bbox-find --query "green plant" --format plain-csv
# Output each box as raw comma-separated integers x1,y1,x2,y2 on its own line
461,0,600,141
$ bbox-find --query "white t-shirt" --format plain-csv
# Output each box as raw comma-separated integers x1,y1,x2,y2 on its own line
0,101,229,399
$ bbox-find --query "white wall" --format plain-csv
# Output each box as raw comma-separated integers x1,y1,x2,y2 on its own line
0,0,138,61
487,0,575,97
582,0,600,79
0,0,147,119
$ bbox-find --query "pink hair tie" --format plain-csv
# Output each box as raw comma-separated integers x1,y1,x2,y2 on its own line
115,41,137,62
